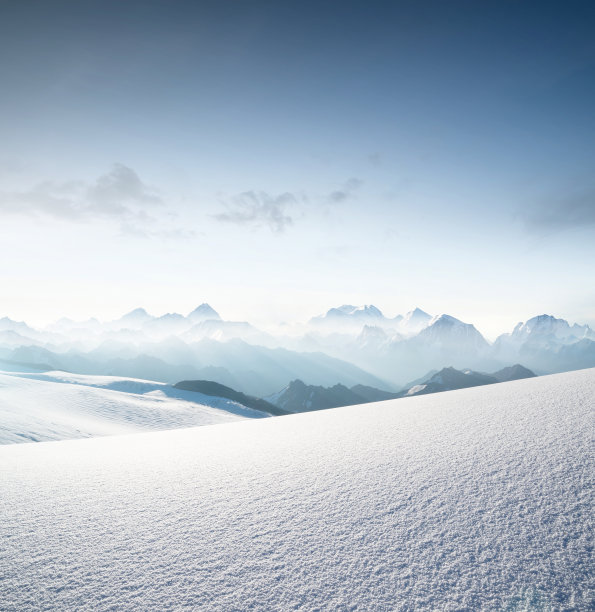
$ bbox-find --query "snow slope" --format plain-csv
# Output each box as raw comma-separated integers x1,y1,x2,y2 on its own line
0,369,593,610
0,370,268,444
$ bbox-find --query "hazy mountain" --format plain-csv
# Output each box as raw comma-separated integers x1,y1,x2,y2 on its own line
493,315,595,374
266,379,370,413
174,379,287,416
187,303,221,322
267,378,403,413
511,314,594,344
318,304,384,321
398,307,432,335
492,364,536,382
0,317,45,343
367,314,493,383
183,319,267,343
269,364,537,411
347,384,401,403
309,304,388,333
7,338,392,397
142,313,190,336
116,307,153,329
402,365,536,397
0,306,592,392
415,314,489,351
402,367,499,397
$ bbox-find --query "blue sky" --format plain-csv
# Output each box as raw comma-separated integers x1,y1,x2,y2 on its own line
1,0,594,337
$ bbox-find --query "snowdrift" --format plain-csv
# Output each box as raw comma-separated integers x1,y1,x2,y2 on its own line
0,370,267,444
0,368,593,610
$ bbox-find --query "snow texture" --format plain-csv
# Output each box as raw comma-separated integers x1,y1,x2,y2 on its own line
0,368,593,610
0,369,266,444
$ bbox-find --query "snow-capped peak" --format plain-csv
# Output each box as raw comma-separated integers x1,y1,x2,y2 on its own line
511,314,594,343
187,303,221,322
427,313,464,328
398,308,432,334
416,314,489,350
325,305,384,319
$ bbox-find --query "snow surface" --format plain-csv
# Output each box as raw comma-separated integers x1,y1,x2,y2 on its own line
0,368,593,610
0,369,267,444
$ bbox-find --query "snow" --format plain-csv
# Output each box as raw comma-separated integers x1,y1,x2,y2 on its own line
0,369,267,444
0,368,593,610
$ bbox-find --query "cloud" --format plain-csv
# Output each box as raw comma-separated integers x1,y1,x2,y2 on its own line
86,163,162,214
524,188,595,233
214,190,296,232
0,164,163,225
328,178,363,204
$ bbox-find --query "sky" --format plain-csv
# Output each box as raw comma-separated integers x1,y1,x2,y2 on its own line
0,0,594,338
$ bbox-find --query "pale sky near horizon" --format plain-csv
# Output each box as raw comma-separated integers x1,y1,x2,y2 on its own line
1,0,594,338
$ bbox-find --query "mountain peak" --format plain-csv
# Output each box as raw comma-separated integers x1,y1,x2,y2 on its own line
188,303,221,321
120,307,150,321
416,314,489,351
400,308,432,333
326,305,383,318
428,314,462,327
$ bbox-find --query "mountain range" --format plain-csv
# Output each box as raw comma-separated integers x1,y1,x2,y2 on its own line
0,304,592,396
265,364,536,412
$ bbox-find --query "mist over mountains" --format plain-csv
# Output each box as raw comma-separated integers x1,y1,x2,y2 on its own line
0,304,593,396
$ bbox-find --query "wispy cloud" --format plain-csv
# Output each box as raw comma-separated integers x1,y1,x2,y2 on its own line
328,178,363,204
524,187,595,233
214,190,297,232
0,163,163,225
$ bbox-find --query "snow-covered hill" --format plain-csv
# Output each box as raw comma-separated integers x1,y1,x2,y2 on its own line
0,369,592,609
0,370,268,444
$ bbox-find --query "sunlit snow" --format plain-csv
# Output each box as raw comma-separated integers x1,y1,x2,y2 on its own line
0,369,267,444
0,368,592,609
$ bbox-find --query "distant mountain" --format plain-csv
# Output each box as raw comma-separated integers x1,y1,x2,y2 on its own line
398,308,432,335
142,313,190,336
309,304,389,332
368,314,493,383
0,318,44,343
323,305,384,320
401,365,536,397
510,314,594,345
183,319,266,343
493,315,595,374
174,380,287,416
187,304,221,322
355,325,396,350
8,338,392,398
1,306,592,393
491,364,536,382
266,379,401,413
415,314,489,352
268,364,537,412
349,384,401,403
117,308,153,328
402,367,498,397
266,380,369,413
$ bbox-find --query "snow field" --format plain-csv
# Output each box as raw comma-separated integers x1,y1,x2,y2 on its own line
0,370,266,444
0,368,593,610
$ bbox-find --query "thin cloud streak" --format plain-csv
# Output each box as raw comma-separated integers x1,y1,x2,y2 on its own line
214,190,296,232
